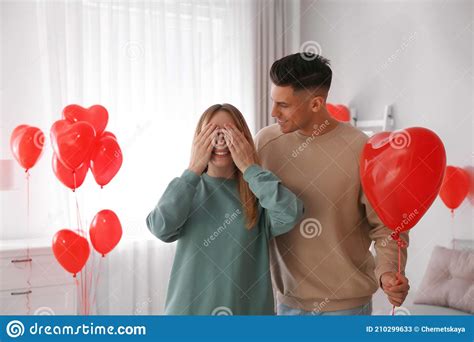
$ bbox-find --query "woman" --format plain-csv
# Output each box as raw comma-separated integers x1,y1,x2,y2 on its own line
146,103,304,315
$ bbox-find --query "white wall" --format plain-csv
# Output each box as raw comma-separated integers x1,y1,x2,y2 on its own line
300,0,473,311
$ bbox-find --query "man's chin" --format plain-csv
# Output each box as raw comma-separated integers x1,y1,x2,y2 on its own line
278,122,296,134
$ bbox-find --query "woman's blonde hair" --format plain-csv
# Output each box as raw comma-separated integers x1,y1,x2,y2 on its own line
195,103,259,229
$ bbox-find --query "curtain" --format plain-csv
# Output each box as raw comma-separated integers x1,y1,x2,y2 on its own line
254,0,300,131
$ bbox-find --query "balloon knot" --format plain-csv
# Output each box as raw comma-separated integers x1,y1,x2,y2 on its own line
391,232,407,248
397,239,407,248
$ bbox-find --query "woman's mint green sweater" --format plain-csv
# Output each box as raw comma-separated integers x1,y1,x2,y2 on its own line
146,164,304,315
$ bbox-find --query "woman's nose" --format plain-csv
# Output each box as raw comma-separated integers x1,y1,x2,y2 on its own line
212,131,227,148
217,133,226,146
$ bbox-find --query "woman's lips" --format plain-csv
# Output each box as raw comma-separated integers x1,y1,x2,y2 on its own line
212,148,230,156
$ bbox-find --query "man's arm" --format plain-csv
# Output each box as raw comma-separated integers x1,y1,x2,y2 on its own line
361,191,410,307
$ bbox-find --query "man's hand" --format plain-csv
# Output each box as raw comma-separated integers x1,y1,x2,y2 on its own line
380,272,410,307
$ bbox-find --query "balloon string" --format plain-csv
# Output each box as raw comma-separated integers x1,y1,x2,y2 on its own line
73,171,82,314
73,170,89,315
25,170,32,315
74,277,83,315
86,274,89,315
390,233,406,316
89,183,105,314
80,270,84,314
87,254,94,315
87,247,101,314
451,210,455,250
73,172,82,233
84,255,92,315
84,258,88,315
83,271,87,315
391,243,401,316
90,256,103,314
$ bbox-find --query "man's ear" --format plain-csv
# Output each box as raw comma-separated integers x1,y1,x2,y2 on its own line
310,95,325,113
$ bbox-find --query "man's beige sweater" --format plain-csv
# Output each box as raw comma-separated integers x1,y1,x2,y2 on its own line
255,121,408,312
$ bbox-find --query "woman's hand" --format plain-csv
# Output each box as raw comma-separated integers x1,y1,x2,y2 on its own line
223,123,257,173
188,123,217,175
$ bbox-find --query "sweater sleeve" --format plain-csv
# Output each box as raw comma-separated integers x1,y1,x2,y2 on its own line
361,190,409,286
243,164,304,239
146,169,201,243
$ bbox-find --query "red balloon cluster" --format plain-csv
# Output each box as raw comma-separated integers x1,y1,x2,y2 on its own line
52,209,122,276
9,104,124,278
51,105,123,190
439,166,470,213
327,103,351,122
48,105,123,276
360,127,446,233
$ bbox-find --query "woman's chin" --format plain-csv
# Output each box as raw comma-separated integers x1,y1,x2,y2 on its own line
209,155,233,168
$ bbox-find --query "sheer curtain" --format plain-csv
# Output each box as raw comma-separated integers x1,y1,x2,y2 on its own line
1,0,299,314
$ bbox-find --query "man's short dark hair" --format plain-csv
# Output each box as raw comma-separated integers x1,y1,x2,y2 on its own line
270,53,332,93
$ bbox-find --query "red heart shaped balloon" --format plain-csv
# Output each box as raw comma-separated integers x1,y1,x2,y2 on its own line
90,136,123,188
10,125,45,171
439,166,470,212
327,104,351,122
52,153,89,191
101,131,117,141
52,229,90,277
360,127,446,232
89,209,122,256
63,104,109,137
50,119,96,171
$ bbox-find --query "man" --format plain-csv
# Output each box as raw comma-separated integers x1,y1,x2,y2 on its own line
255,52,410,315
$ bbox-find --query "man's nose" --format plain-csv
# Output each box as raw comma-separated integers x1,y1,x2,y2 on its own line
271,105,278,118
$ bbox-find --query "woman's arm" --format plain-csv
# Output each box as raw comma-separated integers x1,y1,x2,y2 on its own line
243,164,304,238
148,122,216,242
146,169,200,242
